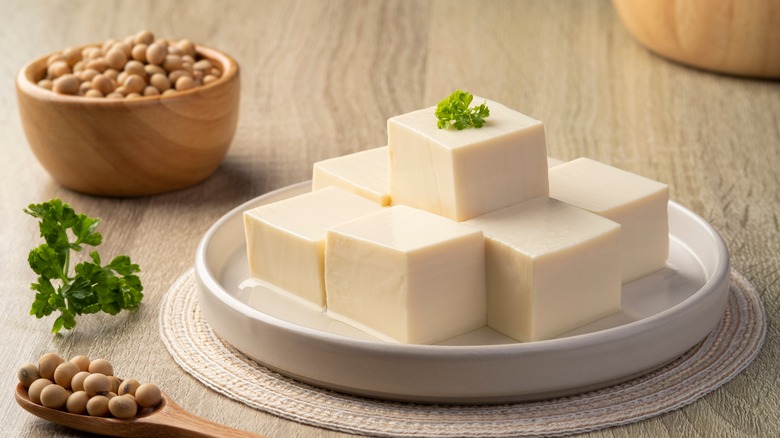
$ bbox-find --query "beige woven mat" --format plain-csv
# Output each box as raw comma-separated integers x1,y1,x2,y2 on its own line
159,269,766,437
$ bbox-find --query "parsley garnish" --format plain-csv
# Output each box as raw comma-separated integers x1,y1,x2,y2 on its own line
24,199,143,333
435,90,490,130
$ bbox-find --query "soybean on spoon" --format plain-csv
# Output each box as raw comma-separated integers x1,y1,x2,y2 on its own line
15,383,264,437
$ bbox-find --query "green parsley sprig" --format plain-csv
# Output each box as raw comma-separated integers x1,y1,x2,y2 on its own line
24,199,143,334
435,90,490,130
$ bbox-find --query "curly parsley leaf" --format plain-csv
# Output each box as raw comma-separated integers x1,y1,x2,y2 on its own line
24,199,143,334
435,90,490,130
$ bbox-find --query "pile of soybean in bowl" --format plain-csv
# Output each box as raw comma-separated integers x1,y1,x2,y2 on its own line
18,353,162,419
39,30,222,98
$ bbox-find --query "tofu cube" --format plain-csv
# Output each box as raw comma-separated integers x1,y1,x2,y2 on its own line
549,157,669,282
325,205,486,344
312,146,391,206
244,187,383,307
388,97,549,221
465,197,622,342
547,156,565,168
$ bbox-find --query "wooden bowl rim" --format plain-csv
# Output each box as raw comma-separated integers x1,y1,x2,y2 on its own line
16,43,239,105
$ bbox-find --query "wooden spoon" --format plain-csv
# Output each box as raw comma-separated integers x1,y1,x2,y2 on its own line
15,383,264,437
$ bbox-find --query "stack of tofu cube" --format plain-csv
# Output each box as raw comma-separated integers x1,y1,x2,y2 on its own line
244,97,669,345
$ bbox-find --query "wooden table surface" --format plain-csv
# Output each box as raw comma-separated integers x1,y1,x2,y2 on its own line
2,1,778,436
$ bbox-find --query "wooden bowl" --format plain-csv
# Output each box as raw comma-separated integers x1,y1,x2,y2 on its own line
613,0,780,78
16,45,240,196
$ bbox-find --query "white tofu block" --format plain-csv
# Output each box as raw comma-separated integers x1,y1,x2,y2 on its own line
465,197,621,342
549,157,669,282
325,205,486,344
547,156,565,168
244,187,383,307
388,97,549,221
312,146,391,206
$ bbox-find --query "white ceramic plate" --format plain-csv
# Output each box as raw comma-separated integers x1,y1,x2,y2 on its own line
195,182,730,403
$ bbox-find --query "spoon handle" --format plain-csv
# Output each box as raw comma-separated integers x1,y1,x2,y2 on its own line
143,396,266,438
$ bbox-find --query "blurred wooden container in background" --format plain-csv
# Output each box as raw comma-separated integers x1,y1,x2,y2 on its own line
613,0,780,78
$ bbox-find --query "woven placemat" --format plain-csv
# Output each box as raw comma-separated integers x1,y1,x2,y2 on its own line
159,269,766,437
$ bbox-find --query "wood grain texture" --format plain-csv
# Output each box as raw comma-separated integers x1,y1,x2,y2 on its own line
1,0,778,437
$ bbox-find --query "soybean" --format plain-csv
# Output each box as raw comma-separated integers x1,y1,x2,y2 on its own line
86,395,110,417
134,30,154,46
53,361,80,388
66,391,90,414
135,383,162,408
107,375,121,394
150,73,171,91
118,378,140,396
123,74,146,94
71,371,90,391
108,395,138,419
36,30,223,98
38,353,64,380
84,373,111,396
28,378,53,405
105,48,127,71
88,358,114,376
70,354,90,371
40,384,70,409
175,75,195,91
17,363,39,388
38,353,65,379
145,43,167,65
53,74,79,95
21,355,167,420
